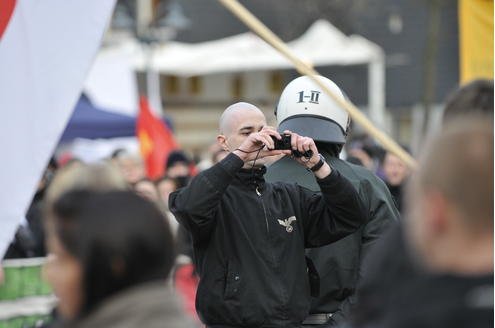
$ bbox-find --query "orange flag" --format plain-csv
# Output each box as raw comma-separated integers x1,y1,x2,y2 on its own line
137,96,178,179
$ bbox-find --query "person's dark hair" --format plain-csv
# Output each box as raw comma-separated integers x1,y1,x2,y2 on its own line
443,79,493,122
166,150,190,169
51,190,175,317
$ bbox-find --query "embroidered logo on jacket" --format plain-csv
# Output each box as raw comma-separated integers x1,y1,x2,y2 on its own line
278,216,297,233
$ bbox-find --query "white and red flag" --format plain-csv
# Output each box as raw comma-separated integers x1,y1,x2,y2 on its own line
0,0,116,256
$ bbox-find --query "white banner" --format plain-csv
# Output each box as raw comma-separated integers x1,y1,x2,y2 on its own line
84,47,138,116
0,0,117,256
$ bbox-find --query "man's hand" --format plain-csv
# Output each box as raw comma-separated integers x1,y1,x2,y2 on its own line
285,130,332,179
233,126,291,162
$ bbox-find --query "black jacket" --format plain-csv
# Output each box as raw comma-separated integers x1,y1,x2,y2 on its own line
350,224,417,326
366,269,494,328
169,153,366,327
380,273,493,328
353,225,493,328
265,153,399,325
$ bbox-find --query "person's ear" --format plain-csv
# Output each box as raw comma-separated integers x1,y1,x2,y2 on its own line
425,191,449,237
217,134,229,152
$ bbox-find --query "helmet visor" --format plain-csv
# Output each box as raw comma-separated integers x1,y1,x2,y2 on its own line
278,115,346,145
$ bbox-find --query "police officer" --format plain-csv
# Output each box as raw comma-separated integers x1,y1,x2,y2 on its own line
265,76,399,326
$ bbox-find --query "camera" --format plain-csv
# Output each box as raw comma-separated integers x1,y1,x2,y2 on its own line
271,134,313,158
272,133,292,150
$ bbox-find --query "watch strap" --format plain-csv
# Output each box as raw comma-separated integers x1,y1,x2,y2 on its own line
310,154,326,172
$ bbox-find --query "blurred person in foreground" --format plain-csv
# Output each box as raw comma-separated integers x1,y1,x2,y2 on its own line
33,162,130,327
363,118,492,328
169,102,366,327
350,79,494,327
265,76,399,326
44,190,191,328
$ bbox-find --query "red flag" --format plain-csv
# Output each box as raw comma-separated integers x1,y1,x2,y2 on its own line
137,96,178,179
0,0,16,40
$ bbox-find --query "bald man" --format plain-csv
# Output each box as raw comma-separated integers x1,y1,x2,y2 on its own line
169,102,366,328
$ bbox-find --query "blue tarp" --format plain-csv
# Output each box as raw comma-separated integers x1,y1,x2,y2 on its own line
59,94,137,142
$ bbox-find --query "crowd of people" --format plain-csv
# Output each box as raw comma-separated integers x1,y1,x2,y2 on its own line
1,77,492,328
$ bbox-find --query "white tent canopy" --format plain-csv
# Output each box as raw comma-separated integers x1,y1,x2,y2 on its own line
147,20,383,75
97,19,386,127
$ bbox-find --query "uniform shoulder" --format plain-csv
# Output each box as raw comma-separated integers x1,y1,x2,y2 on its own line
330,157,400,224
329,157,391,194
330,158,385,183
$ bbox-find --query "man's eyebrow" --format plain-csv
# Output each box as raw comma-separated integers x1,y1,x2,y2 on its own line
239,126,254,132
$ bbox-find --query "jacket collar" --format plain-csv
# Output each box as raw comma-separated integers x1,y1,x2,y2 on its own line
235,165,266,191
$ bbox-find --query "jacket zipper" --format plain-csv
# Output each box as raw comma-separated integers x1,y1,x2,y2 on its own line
256,186,270,233
257,186,288,317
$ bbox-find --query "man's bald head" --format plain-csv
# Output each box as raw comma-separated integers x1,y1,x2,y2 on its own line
417,117,493,229
219,102,264,135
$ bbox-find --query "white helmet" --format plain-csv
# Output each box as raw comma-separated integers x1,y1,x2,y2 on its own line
276,75,349,145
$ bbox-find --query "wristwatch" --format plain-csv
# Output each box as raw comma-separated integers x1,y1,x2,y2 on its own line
309,154,326,172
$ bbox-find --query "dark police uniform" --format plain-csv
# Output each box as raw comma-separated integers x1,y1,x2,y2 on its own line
169,153,366,327
265,151,399,326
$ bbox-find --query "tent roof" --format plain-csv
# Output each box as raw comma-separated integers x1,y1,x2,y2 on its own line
124,19,383,76
59,94,174,142
59,94,136,142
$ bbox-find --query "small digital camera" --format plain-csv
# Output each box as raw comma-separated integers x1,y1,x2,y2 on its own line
271,134,313,158
272,133,292,150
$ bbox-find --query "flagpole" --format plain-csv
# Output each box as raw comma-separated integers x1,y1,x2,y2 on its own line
145,43,163,116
